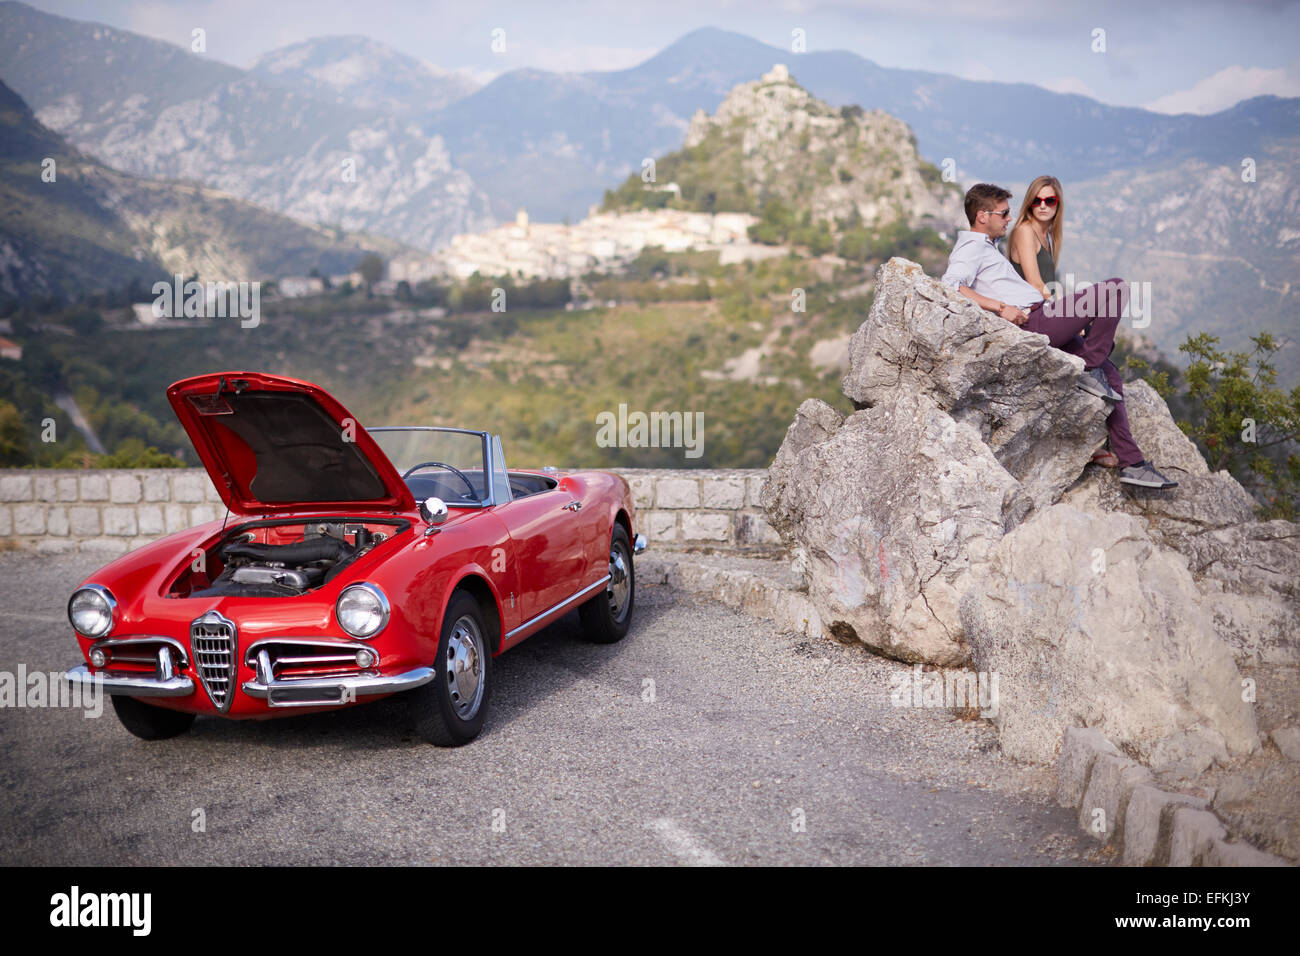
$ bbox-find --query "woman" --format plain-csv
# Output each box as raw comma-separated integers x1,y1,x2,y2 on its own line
1008,175,1062,298
1009,175,1120,468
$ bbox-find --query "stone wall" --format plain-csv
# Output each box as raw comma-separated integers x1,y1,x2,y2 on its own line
0,468,780,555
621,468,778,552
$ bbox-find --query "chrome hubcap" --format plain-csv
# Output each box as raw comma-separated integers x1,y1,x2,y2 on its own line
445,616,484,719
607,547,631,624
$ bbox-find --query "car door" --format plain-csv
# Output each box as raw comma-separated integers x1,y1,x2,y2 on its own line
494,478,587,623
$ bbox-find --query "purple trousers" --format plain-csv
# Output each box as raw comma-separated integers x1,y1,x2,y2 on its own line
1022,277,1143,468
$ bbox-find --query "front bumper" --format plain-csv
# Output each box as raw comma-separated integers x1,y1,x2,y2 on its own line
67,637,434,710
66,639,194,697
241,667,435,707
65,663,194,697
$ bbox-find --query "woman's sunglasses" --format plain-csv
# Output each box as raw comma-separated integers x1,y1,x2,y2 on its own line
1031,196,1059,208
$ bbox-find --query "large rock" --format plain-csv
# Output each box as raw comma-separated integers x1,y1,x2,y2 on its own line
764,391,1021,665
959,504,1258,768
763,256,1298,764
841,258,1109,511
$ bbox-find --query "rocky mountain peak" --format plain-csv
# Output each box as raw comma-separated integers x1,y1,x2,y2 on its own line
684,63,816,149
681,64,961,231
249,35,479,114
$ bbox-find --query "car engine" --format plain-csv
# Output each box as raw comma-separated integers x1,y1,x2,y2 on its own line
191,524,384,597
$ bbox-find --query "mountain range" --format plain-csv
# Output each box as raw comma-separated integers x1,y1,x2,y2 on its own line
0,2,1294,379
0,79,406,302
0,1,494,250
420,26,1300,222
249,35,480,115
8,5,1294,230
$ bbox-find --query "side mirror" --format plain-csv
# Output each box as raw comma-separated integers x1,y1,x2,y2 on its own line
419,497,448,534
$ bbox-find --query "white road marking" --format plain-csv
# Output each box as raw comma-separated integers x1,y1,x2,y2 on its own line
648,817,726,866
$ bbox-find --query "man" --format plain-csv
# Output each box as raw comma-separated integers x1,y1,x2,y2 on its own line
941,183,1177,490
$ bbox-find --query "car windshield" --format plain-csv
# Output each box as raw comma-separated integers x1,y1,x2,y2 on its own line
368,428,490,505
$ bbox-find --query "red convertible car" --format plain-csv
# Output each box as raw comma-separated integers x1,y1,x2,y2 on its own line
64,372,645,746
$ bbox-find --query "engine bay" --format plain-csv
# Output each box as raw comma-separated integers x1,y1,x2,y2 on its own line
170,518,408,598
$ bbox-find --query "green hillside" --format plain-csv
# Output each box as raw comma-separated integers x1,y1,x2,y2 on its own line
2,248,954,469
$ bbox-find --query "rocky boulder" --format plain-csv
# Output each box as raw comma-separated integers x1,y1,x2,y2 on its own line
840,258,1110,512
959,504,1258,770
763,256,1299,766
1064,380,1299,665
763,390,1018,665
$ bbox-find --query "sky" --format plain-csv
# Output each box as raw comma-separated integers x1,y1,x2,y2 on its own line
24,0,1300,114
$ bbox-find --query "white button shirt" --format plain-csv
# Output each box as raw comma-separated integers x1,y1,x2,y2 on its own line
941,231,1043,311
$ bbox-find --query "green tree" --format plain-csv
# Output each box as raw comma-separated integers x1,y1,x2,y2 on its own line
46,438,184,469
749,200,796,245
0,400,30,466
837,228,871,262
357,253,385,290
1153,332,1300,519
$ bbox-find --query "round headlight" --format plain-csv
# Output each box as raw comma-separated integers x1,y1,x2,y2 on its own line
336,583,389,639
69,585,116,639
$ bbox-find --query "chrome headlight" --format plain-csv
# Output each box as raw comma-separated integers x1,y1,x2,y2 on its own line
335,583,389,639
68,585,116,639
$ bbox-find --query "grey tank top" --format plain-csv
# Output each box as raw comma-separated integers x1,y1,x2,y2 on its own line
1012,232,1056,286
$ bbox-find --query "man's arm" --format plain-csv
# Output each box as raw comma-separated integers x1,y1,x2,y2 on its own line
956,286,1028,326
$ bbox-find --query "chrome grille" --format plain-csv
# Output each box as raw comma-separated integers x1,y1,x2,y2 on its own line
191,610,237,711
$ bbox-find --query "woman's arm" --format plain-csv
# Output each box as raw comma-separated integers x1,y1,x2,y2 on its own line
1010,224,1048,296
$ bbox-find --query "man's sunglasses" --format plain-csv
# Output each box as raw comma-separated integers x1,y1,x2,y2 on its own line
985,208,1012,219
1031,196,1059,208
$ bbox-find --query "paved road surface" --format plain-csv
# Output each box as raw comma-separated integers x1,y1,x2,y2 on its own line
0,552,1107,865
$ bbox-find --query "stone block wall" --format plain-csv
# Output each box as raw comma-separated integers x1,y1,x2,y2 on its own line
0,470,227,554
0,467,781,555
619,468,779,552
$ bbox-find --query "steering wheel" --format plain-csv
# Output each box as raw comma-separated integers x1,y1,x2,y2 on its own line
401,460,479,501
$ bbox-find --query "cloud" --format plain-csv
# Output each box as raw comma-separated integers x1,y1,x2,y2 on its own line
1145,61,1300,114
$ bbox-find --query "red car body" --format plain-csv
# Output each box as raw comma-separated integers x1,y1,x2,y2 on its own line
65,371,644,745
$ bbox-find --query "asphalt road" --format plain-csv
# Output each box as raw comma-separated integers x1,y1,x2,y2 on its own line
0,551,1107,866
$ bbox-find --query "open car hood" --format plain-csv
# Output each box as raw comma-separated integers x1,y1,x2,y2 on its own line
167,372,416,515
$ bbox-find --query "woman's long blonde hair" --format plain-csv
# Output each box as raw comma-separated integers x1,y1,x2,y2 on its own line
1012,175,1064,267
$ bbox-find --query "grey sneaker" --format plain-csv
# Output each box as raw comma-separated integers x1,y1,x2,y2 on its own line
1079,366,1123,403
1119,460,1178,489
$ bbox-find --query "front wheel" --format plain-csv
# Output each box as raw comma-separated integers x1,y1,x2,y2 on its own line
579,524,634,644
408,591,492,746
110,695,196,740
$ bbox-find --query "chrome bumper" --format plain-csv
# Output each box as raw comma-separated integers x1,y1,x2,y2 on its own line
242,667,435,708
67,650,434,708
634,533,647,554
64,663,194,698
